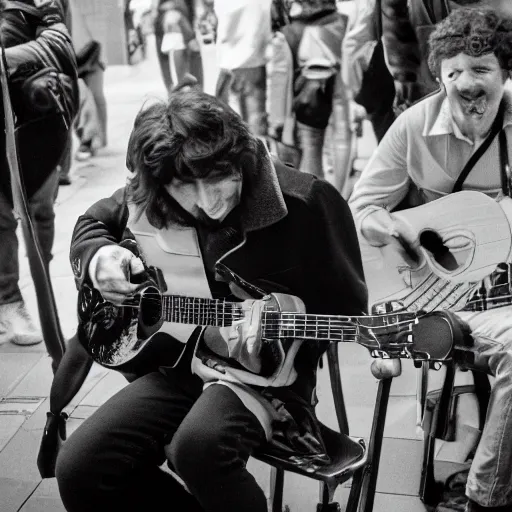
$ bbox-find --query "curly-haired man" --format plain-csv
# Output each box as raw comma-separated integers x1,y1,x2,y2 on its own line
350,7,512,512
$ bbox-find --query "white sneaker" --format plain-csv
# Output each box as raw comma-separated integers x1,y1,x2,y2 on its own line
0,301,43,346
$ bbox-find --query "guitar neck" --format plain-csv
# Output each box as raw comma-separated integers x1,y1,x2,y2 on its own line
261,311,416,342
162,295,244,326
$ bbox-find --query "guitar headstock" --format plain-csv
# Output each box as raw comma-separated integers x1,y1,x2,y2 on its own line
354,312,417,360
355,311,455,363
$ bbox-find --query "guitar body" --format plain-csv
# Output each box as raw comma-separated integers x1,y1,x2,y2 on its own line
77,207,214,372
362,191,512,312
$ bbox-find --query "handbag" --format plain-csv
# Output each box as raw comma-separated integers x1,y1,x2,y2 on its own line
353,0,395,114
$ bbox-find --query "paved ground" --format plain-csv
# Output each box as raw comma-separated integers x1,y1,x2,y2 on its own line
0,35,478,512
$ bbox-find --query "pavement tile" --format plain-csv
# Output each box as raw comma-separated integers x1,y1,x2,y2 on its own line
19,479,65,512
0,354,43,397
0,426,44,481
0,479,40,512
0,416,26,452
376,438,424,496
7,356,54,399
69,405,97,420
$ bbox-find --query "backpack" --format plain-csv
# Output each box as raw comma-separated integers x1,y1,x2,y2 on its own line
0,0,78,202
282,12,347,130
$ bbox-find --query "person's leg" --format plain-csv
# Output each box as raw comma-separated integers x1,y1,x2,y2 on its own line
189,48,204,90
456,306,512,509
168,384,267,512
56,370,205,512
296,122,326,178
155,28,174,93
169,48,189,85
0,189,21,306
239,66,268,137
0,188,42,345
57,133,73,186
28,168,59,268
329,78,353,198
83,67,108,148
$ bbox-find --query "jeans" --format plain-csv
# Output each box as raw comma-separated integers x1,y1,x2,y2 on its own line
457,305,512,507
82,67,108,148
155,30,204,94
297,122,325,178
322,81,354,197
0,169,58,305
55,369,267,512
216,66,268,137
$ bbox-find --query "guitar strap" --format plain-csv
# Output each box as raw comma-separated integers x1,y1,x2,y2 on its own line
452,101,506,193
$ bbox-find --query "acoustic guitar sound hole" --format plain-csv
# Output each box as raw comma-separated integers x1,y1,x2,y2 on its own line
419,230,458,271
139,286,162,327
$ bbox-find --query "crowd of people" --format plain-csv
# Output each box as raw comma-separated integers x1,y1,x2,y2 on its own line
3,1,512,512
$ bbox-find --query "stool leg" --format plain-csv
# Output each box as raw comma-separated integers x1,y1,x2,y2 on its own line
269,466,284,512
317,479,341,512
357,377,392,512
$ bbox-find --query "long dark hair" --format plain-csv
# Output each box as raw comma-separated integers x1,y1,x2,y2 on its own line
126,89,259,228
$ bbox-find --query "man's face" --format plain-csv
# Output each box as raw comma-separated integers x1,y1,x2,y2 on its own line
166,170,243,224
440,52,508,132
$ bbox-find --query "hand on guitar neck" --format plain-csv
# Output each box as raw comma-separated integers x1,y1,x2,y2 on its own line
361,209,422,268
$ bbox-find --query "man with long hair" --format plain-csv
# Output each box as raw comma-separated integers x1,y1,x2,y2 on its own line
350,8,512,511
55,88,367,511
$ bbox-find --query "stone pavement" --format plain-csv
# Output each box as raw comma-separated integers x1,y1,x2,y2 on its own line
0,36,475,512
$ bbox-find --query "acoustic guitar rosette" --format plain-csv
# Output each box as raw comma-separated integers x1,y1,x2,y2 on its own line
393,191,512,284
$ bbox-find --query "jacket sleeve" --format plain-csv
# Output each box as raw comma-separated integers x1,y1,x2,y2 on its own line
305,179,368,316
69,188,130,289
381,0,421,84
2,8,77,81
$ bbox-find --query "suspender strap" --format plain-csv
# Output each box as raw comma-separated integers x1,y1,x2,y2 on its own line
452,101,506,193
499,129,510,197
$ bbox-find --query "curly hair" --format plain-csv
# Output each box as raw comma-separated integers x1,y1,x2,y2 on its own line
125,89,259,229
428,7,512,78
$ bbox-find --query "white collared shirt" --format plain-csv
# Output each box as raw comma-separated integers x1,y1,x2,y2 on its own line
213,0,272,70
349,86,512,230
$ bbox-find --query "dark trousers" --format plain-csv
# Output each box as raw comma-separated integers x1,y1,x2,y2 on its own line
55,369,267,512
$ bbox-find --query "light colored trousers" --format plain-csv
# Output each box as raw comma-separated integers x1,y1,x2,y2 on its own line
457,305,512,507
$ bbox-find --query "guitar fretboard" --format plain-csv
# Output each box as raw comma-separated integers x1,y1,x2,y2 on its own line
162,296,244,326
261,312,415,342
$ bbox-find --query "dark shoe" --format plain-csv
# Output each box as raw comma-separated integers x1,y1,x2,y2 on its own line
466,500,512,511
59,175,71,186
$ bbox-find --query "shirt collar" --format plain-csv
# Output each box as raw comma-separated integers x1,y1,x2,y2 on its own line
238,138,288,233
425,88,512,142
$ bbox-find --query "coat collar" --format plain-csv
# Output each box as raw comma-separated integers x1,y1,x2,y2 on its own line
425,88,512,143
238,138,288,233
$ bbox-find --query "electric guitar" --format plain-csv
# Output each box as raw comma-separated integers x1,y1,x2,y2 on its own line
360,190,512,313
77,282,472,375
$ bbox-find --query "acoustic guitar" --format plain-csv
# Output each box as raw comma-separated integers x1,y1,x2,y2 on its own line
360,191,512,313
77,281,471,375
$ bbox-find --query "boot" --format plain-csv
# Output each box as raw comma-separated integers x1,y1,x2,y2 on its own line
0,301,43,346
